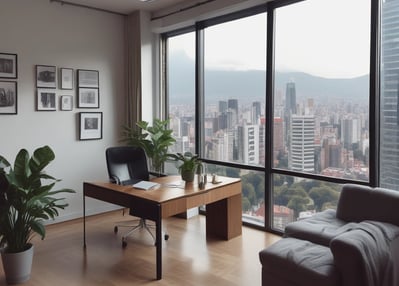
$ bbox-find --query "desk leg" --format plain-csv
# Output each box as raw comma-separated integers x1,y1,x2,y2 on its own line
156,204,162,280
83,194,86,248
206,194,242,240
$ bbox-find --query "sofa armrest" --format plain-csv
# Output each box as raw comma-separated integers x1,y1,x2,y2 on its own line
330,231,366,286
330,221,399,286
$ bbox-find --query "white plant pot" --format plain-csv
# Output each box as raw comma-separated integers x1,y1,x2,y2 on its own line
1,244,34,285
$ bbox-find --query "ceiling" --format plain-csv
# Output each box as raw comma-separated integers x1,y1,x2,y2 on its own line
57,0,190,15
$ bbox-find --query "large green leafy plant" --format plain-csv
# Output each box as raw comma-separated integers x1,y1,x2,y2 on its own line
121,119,176,175
0,146,75,253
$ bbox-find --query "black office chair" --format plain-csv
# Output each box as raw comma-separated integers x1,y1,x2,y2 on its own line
105,146,168,248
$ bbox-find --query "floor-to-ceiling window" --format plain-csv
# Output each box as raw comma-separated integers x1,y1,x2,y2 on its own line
165,31,196,156
163,0,373,232
272,0,370,229
380,0,399,191
203,13,266,167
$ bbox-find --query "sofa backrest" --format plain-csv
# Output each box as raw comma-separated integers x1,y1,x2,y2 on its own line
336,184,399,226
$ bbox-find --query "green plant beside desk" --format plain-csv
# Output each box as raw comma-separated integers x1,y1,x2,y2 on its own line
0,145,75,284
121,118,176,176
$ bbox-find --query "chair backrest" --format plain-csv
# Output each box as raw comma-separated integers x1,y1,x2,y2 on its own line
105,146,149,185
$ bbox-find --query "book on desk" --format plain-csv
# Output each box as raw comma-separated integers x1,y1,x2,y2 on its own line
132,180,160,190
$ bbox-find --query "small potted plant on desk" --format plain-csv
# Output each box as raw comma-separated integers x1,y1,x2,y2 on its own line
168,152,203,183
0,146,75,284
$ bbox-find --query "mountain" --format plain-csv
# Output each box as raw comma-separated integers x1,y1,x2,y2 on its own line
168,51,369,105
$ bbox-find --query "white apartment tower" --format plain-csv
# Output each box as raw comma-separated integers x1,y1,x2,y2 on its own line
243,125,259,165
289,115,315,172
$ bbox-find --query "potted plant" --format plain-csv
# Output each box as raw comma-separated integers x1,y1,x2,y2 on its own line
168,152,203,183
0,145,75,284
121,118,176,176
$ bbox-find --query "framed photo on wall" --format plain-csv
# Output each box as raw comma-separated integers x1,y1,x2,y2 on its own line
77,69,99,88
60,95,73,111
37,89,56,111
36,65,56,88
60,68,73,90
0,53,17,79
0,81,17,114
79,112,102,140
78,87,99,108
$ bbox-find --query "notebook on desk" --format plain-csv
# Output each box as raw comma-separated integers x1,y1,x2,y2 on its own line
133,180,160,190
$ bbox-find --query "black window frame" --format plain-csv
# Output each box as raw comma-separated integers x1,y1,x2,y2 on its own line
162,0,380,234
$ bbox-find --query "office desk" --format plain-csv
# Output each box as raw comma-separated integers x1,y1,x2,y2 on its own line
83,175,242,280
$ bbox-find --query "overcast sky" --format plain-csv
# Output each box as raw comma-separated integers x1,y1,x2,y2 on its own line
170,0,371,79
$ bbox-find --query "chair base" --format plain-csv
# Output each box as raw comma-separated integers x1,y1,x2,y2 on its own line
114,218,169,248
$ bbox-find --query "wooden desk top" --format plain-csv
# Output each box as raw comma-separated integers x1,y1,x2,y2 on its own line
84,175,241,204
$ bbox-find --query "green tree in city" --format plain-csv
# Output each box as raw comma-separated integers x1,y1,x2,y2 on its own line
287,195,311,218
309,186,339,211
274,184,312,216
226,167,240,178
242,182,257,206
242,172,264,203
242,197,251,212
256,179,265,201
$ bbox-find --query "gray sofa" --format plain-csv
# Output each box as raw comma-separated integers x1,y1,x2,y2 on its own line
259,184,399,286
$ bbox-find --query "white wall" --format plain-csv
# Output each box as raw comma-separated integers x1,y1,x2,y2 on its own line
0,0,126,222
140,11,157,122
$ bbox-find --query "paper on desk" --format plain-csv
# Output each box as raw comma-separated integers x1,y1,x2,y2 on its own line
132,180,160,190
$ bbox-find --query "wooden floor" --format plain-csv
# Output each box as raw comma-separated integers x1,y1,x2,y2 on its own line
0,210,281,286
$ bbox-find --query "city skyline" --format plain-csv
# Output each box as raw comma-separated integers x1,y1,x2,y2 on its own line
169,77,369,182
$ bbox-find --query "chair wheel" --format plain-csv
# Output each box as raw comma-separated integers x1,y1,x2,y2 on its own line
164,234,169,241
122,240,127,248
114,226,118,233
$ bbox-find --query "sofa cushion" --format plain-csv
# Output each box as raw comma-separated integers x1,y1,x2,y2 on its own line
259,238,340,286
284,209,357,246
337,184,399,226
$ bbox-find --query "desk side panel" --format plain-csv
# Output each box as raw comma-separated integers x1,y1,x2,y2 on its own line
206,194,242,240
84,182,131,208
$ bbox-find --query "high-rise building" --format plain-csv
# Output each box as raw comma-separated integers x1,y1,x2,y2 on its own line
381,0,399,190
273,117,284,162
219,100,227,113
285,81,296,115
284,81,297,152
228,99,238,126
259,117,266,166
341,118,360,149
289,115,315,172
243,125,259,165
228,98,238,113
252,101,261,125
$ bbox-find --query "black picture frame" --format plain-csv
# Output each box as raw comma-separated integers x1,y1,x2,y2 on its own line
36,65,56,88
77,69,99,88
79,112,103,140
78,87,99,108
0,53,17,79
60,95,73,111
0,81,17,114
37,89,56,111
60,68,73,90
